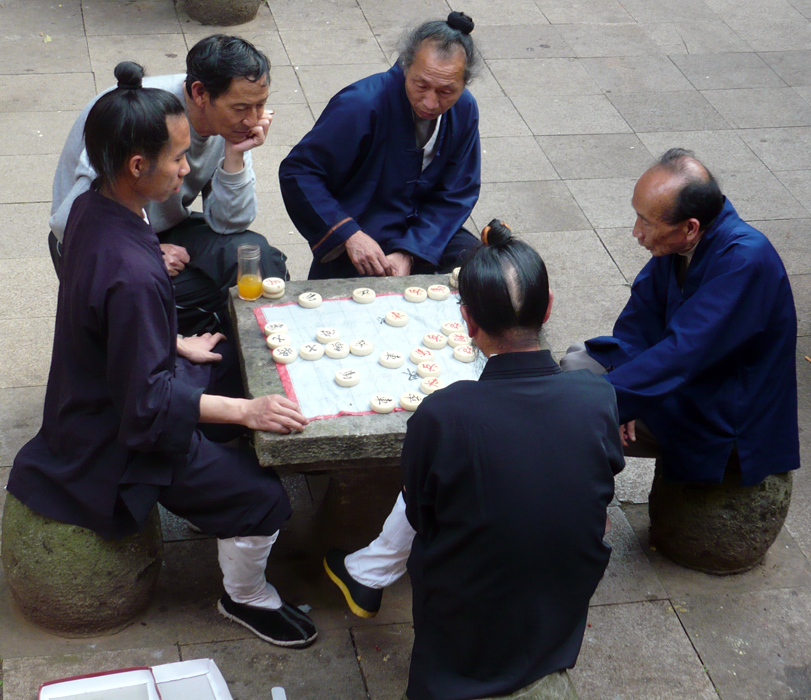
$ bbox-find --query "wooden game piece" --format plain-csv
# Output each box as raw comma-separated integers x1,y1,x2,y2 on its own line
448,267,461,288
262,277,285,298
453,345,476,363
410,347,434,364
379,350,405,369
400,391,424,411
448,332,471,348
427,284,450,301
423,332,448,350
272,346,296,364
298,291,322,308
420,377,445,395
299,342,325,361
350,338,374,356
385,310,409,327
417,361,441,378
325,340,350,359
316,327,340,343
266,333,291,350
335,368,361,387
404,287,427,303
441,320,465,335
370,393,396,414
352,287,376,304
263,321,288,336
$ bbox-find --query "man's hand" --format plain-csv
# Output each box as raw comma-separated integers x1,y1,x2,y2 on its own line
160,243,190,277
386,251,413,277
223,109,273,172
345,231,394,276
242,394,309,434
177,333,226,364
619,420,636,448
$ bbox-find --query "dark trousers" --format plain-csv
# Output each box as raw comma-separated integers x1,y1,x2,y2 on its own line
308,227,480,280
50,216,289,336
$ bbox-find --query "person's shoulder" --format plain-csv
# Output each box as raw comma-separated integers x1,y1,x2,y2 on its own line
327,67,392,112
142,74,186,99
414,380,478,416
712,203,786,272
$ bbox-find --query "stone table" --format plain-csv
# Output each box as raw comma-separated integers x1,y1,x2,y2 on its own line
229,275,449,548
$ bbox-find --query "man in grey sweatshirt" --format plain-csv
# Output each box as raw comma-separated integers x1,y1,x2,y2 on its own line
49,34,287,335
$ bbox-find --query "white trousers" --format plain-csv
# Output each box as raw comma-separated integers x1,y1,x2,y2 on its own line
344,492,416,589
218,532,283,610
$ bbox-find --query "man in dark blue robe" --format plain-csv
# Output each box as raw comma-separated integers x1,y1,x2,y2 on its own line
563,149,799,486
279,15,481,279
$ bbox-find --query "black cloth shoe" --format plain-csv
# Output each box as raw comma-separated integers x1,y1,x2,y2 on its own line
323,548,382,618
217,594,317,648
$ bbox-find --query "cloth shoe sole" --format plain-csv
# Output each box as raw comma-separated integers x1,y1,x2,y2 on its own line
217,594,317,648
323,548,382,619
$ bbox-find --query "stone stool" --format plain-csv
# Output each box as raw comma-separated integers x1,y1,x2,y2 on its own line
184,0,261,26
2,494,163,635
648,454,792,574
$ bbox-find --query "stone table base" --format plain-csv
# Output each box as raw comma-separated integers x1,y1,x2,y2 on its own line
648,456,792,574
2,494,163,635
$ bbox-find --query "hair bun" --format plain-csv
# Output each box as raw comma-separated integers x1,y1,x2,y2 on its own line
114,60,145,90
481,219,512,246
447,11,474,34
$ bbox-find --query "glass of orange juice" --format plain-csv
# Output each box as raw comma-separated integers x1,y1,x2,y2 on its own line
237,244,263,301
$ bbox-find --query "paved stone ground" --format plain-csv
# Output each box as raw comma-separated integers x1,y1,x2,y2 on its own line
0,0,810,698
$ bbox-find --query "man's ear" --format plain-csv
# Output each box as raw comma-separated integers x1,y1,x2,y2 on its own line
127,154,145,179
685,217,701,244
543,288,554,325
460,304,479,339
190,80,208,107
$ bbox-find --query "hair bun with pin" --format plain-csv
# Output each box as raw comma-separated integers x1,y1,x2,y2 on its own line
447,11,475,34
114,60,145,90
481,219,512,247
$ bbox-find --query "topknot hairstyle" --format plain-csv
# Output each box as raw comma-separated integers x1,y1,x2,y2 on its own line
398,13,481,83
84,61,185,187
458,219,550,342
184,34,270,101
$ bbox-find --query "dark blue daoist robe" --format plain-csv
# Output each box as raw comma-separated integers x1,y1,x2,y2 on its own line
279,62,480,278
586,198,799,485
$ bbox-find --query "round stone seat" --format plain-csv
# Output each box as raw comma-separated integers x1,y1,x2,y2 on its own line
648,455,792,575
2,494,163,635
185,0,261,25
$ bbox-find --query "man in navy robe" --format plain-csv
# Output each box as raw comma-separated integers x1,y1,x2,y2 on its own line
562,148,799,486
279,13,481,279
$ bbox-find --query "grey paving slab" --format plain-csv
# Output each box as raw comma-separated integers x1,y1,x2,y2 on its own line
608,91,731,132
788,0,811,19
475,181,591,233
252,193,308,246
480,136,559,182
0,111,80,158
280,28,388,66
87,33,189,81
596,227,650,283
641,20,753,54
671,52,787,90
774,170,811,214
581,54,694,93
543,284,632,352
533,0,634,24
0,318,54,389
618,0,720,23
536,134,653,180
614,457,656,504
637,130,765,173
237,29,292,68
270,0,370,32
704,87,811,128
264,102,315,146
475,24,575,60
565,177,638,229
759,50,811,86
0,258,58,320
795,84,811,105
3,647,181,700
721,11,811,52
283,243,315,281
716,169,809,220
354,623,413,700
466,64,506,99
786,469,811,563
590,506,667,606
0,74,97,113
82,0,182,36
624,504,811,598
476,96,533,138
571,601,720,700
0,34,91,76
0,0,86,37
790,274,811,337
0,203,56,260
520,231,627,288
511,93,632,135
0,155,59,205
294,63,384,104
266,65,307,105
448,0,549,26
555,23,663,58
489,58,601,97
0,386,44,467
674,589,811,700
181,630,368,700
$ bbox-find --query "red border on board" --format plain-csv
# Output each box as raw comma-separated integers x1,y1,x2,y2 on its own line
251,291,456,420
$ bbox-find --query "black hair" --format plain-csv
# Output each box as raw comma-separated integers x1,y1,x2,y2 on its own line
458,219,550,342
84,61,185,187
656,148,724,231
184,34,270,100
398,13,481,83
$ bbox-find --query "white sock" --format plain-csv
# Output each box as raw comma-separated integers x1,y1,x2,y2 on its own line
218,533,283,610
345,493,415,589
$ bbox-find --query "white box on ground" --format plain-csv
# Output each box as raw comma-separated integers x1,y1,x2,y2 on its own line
39,659,245,700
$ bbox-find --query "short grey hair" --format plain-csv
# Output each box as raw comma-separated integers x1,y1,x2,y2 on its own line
398,20,481,84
